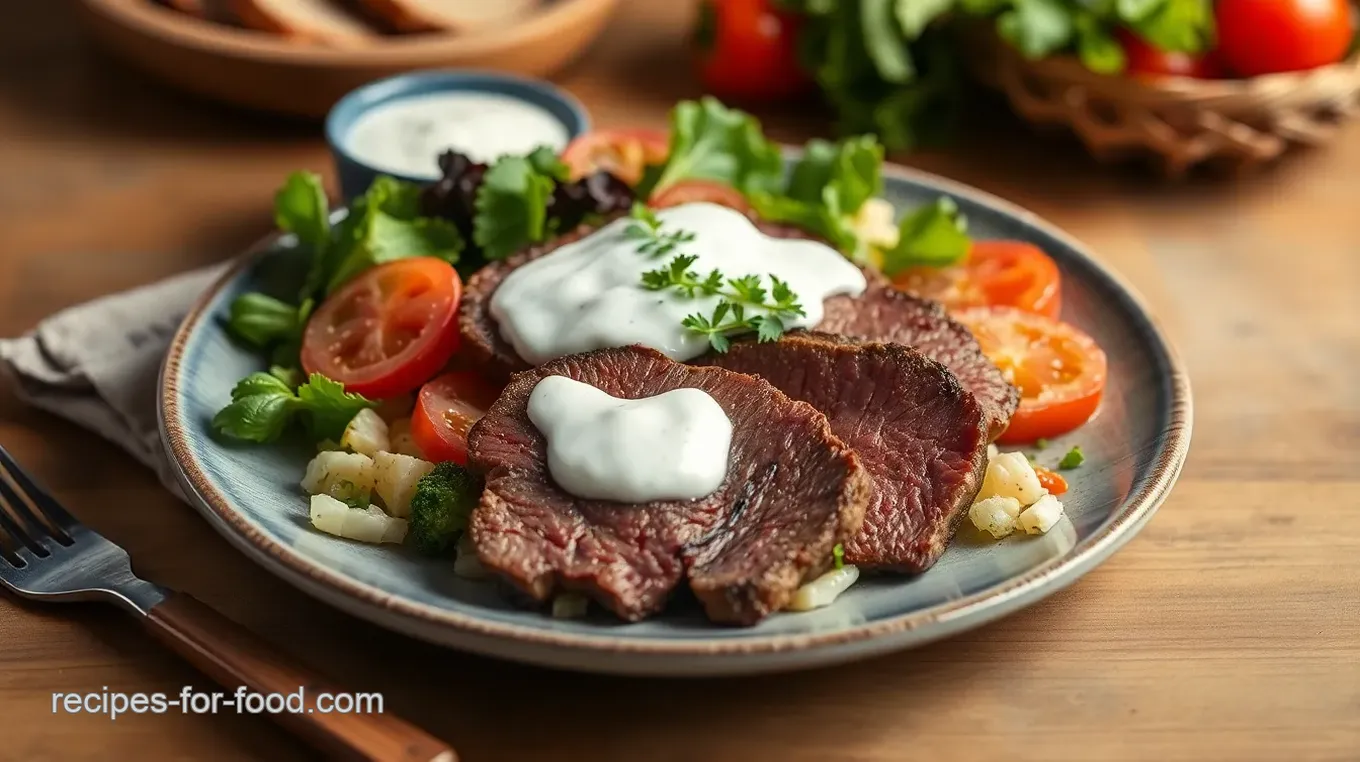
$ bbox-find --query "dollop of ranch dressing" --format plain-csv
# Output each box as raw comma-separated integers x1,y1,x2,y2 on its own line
527,376,732,503
345,92,571,178
490,202,867,364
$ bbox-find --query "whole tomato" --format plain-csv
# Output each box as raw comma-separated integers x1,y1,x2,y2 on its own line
1215,0,1355,77
694,0,812,101
1118,29,1223,78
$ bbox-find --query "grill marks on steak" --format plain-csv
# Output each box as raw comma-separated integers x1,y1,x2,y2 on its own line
465,346,871,624
703,333,989,572
817,277,1019,441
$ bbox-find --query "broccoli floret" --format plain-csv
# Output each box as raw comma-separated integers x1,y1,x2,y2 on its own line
408,462,483,556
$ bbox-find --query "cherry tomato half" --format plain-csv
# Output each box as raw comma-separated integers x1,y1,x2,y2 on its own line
301,258,462,399
561,129,669,187
649,179,755,215
893,240,1063,319
694,0,811,101
955,307,1108,445
1119,29,1223,79
410,371,502,464
1215,0,1354,77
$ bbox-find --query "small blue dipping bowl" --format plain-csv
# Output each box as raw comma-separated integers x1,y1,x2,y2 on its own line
325,70,591,202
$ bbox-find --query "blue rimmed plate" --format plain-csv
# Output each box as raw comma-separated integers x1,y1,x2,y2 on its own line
158,162,1191,676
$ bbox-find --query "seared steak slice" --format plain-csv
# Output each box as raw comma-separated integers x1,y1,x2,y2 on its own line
458,219,1018,437
457,219,826,382
703,333,988,572
818,277,1018,441
466,346,871,624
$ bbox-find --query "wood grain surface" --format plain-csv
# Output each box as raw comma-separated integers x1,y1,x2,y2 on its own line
2,2,1357,761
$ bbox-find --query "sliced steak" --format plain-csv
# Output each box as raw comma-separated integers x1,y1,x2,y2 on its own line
703,333,988,572
466,345,871,624
457,219,825,382
458,219,1018,437
817,277,1018,441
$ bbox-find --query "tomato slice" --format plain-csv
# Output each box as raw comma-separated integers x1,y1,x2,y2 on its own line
301,258,462,399
561,129,669,187
410,371,502,464
893,240,1062,319
649,180,755,215
955,307,1107,444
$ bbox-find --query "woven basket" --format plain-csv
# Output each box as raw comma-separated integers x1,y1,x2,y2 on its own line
963,28,1360,176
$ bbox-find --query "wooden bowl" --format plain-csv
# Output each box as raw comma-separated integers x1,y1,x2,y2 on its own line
76,0,621,118
963,26,1360,177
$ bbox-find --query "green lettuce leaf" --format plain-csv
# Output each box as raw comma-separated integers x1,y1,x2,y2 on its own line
646,97,785,197
273,171,330,252
323,176,464,293
880,197,971,274
750,134,884,261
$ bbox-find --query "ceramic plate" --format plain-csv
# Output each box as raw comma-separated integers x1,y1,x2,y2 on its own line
159,164,1192,676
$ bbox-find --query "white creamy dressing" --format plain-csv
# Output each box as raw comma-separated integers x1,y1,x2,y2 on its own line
527,376,733,503
490,203,868,364
345,92,571,178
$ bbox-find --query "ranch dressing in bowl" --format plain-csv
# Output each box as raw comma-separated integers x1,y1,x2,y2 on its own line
344,91,572,178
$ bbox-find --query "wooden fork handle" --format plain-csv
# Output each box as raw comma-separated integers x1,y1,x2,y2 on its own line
144,592,455,762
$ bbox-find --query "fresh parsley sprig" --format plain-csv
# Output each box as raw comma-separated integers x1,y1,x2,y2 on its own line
625,203,696,258
642,254,806,351
628,204,806,352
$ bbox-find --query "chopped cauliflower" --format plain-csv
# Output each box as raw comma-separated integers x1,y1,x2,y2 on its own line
309,494,408,544
978,451,1047,505
1018,494,1065,535
372,451,435,517
386,417,425,458
787,565,861,611
970,496,1022,538
301,451,375,498
340,409,389,457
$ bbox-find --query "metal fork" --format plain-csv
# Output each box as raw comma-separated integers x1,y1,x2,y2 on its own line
0,444,455,762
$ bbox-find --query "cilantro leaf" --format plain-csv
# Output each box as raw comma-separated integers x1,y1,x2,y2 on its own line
473,155,557,261
211,393,297,443
211,371,373,445
647,97,785,197
229,371,293,399
833,542,845,569
295,373,375,442
881,196,971,275
527,145,570,182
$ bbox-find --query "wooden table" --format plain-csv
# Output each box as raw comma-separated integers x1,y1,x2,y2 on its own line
2,3,1357,761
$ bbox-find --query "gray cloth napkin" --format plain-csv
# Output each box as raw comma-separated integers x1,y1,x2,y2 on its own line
0,264,229,496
